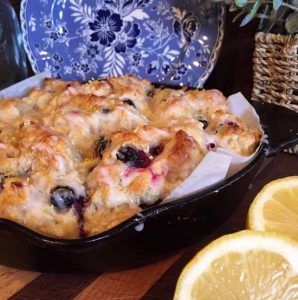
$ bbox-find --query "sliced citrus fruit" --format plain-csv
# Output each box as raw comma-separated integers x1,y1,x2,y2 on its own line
174,230,298,300
247,176,298,242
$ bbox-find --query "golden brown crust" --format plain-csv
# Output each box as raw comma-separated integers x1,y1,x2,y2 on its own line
43,77,81,94
0,174,80,239
157,130,203,196
84,205,140,237
208,110,262,156
0,75,262,238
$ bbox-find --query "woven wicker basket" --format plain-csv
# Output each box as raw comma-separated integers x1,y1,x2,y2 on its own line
252,32,298,154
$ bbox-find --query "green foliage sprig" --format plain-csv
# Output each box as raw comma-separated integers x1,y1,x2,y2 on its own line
214,0,298,34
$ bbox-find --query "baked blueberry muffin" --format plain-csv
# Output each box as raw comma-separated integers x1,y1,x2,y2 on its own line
85,126,203,236
0,75,262,238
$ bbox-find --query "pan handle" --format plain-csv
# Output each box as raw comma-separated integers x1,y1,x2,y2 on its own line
250,101,298,156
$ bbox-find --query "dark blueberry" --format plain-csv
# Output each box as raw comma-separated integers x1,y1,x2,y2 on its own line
50,186,75,211
0,175,4,192
95,136,111,159
122,98,136,108
227,121,240,128
149,144,164,156
74,196,88,237
102,107,110,114
198,117,209,129
117,146,151,168
207,143,216,150
11,181,23,188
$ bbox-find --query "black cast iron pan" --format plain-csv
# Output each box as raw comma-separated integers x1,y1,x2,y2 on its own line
0,99,297,272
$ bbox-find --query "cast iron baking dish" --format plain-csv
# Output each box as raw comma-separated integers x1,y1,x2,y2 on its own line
0,99,297,272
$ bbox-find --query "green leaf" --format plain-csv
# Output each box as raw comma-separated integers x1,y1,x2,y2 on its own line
235,0,248,8
273,0,282,10
250,0,262,18
240,13,253,26
285,12,298,34
240,0,262,26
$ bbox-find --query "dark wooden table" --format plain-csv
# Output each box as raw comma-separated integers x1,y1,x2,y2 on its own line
2,2,298,299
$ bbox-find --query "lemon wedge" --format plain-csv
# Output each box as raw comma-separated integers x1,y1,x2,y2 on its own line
247,176,298,242
174,230,298,300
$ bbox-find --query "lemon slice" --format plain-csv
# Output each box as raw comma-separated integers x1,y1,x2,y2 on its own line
174,230,298,300
247,176,298,242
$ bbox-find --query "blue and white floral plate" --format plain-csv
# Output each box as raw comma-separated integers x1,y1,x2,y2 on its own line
20,0,225,88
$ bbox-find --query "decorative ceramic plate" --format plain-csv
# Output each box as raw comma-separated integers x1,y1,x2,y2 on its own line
20,0,225,88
